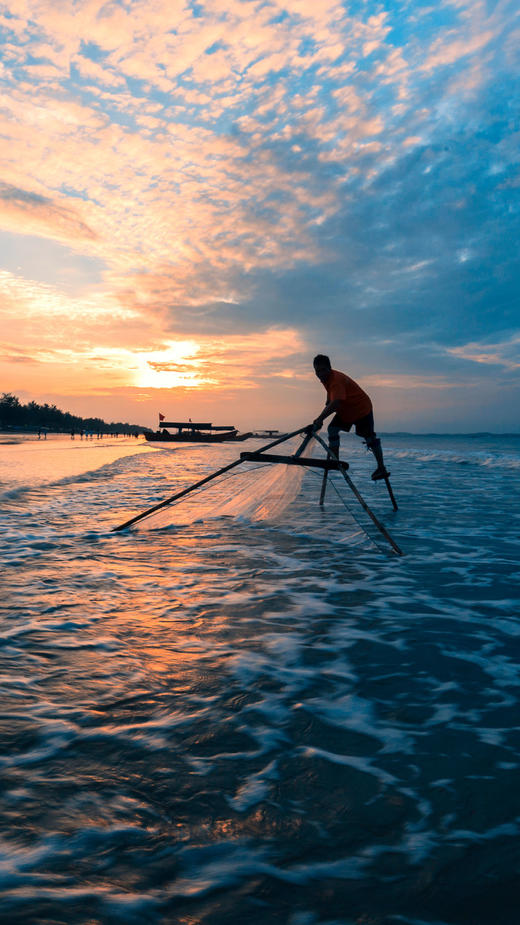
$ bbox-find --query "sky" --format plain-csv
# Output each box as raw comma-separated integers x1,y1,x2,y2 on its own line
0,0,519,432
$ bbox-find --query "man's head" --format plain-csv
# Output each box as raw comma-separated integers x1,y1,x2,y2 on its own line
313,354,332,383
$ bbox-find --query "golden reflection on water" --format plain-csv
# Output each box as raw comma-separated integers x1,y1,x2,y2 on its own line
2,435,520,924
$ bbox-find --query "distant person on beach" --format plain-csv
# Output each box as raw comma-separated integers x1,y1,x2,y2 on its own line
312,354,389,481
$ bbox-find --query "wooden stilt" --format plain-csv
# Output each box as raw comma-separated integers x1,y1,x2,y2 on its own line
319,464,329,506
382,473,398,511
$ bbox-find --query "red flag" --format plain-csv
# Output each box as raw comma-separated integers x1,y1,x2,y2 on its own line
159,412,165,421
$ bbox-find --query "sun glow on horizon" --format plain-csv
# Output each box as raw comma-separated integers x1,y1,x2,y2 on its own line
134,340,212,389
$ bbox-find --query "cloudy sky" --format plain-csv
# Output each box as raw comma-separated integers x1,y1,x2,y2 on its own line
0,0,519,431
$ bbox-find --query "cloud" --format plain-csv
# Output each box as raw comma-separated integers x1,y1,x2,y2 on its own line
420,29,495,72
0,267,307,401
446,335,520,371
1,0,512,287
0,182,98,244
1,0,519,428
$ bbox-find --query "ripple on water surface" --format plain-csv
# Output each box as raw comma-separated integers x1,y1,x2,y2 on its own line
1,434,520,923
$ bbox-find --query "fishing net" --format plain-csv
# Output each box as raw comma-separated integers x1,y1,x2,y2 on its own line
133,437,314,531
129,435,400,555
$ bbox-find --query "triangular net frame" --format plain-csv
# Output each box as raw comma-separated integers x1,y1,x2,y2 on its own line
113,425,403,556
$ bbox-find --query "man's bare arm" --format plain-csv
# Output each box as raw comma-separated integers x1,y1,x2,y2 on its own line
313,398,341,429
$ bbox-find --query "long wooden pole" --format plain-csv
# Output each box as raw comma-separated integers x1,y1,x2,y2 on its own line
256,426,312,453
313,432,403,556
319,463,329,506
294,429,315,458
113,426,311,532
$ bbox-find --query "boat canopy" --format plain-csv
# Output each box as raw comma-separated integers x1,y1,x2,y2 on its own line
161,421,236,431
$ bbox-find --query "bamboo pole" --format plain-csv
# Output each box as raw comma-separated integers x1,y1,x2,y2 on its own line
256,425,312,453
240,452,340,469
294,429,315,458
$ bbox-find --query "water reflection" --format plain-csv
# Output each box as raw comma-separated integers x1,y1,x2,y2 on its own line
0,436,519,923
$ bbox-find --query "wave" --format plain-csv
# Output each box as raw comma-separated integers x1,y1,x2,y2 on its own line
0,446,158,502
389,448,520,469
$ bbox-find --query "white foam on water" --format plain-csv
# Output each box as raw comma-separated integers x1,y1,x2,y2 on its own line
303,693,416,754
388,445,520,469
1,432,519,922
227,759,278,811
299,745,399,786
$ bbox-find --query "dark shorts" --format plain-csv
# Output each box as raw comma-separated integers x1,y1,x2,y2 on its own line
329,410,375,440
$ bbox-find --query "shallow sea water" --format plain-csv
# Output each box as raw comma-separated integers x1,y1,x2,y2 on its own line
1,432,519,924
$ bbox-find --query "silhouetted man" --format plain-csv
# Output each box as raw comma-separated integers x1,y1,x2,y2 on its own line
312,354,389,480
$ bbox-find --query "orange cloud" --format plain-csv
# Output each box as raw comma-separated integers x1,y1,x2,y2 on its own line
0,183,98,244
0,0,514,430
447,337,520,370
0,0,502,306
0,268,308,404
362,373,460,390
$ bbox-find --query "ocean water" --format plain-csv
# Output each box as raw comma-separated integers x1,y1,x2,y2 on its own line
1,431,519,925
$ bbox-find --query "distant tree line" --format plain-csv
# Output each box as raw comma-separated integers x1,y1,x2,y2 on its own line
0,393,149,435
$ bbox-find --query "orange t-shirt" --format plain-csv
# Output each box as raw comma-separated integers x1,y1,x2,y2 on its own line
325,369,372,423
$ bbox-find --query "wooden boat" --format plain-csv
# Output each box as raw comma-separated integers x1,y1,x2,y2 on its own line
145,421,252,443
249,429,288,439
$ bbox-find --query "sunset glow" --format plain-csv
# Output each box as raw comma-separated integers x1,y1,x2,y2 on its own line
134,341,205,390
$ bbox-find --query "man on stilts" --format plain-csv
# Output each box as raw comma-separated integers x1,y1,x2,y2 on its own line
312,354,389,481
